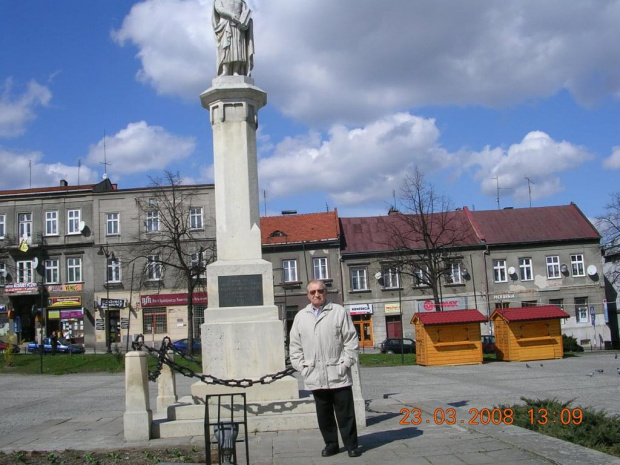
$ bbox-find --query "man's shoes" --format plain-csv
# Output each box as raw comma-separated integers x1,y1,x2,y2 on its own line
347,448,362,457
321,445,339,457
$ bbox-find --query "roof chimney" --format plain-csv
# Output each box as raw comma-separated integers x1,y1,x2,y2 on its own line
60,179,68,187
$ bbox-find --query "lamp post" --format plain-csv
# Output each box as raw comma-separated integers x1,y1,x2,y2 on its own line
376,267,405,364
97,244,115,354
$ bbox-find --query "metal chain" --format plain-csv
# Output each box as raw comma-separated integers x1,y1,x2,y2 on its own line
131,334,297,387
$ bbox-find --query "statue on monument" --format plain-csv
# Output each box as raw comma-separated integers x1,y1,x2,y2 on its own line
212,0,254,77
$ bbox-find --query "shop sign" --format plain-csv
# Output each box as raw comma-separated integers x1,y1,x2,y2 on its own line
46,283,83,293
140,292,207,308
4,283,39,295
60,309,83,319
0,305,5,312
418,296,467,312
48,310,60,319
493,294,515,300
348,303,373,315
99,298,127,309
120,318,129,329
384,303,401,314
95,319,105,330
48,296,82,308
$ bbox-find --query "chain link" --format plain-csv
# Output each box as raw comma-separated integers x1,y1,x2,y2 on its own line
131,334,297,387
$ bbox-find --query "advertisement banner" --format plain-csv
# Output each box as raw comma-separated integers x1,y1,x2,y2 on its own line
140,292,208,308
348,303,373,315
417,296,467,312
46,283,83,293
4,283,39,295
48,296,82,308
60,309,84,319
99,298,127,309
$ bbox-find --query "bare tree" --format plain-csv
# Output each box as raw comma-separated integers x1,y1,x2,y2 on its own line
597,192,620,286
130,171,215,355
382,168,474,310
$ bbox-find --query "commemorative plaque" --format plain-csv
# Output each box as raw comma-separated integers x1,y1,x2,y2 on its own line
218,274,263,307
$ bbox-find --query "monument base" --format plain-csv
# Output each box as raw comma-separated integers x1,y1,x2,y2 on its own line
190,376,299,403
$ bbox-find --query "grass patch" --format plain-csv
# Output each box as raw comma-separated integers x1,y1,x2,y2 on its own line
499,397,620,458
359,353,416,366
0,353,201,375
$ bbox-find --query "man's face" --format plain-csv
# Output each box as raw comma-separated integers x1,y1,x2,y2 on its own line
307,283,326,307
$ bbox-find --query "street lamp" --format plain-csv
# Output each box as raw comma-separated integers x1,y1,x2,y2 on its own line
97,245,115,354
375,267,405,364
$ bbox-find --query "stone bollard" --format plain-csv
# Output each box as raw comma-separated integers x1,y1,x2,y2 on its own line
124,351,152,442
351,360,367,429
157,350,177,412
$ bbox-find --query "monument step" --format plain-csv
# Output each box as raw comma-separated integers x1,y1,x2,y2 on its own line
167,396,316,421
153,412,318,439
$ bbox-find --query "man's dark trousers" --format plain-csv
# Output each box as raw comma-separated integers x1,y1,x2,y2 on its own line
312,385,358,451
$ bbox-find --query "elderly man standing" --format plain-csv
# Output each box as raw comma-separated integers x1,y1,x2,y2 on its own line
289,280,361,458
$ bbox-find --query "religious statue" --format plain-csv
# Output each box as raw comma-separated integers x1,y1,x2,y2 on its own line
212,0,254,77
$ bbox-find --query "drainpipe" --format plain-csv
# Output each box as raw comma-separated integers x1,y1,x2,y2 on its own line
483,245,492,333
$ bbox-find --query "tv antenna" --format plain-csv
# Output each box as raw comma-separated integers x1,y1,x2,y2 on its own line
492,176,512,209
100,130,111,179
525,176,535,207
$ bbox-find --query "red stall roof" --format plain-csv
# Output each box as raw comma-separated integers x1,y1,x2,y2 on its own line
491,305,570,322
411,309,487,326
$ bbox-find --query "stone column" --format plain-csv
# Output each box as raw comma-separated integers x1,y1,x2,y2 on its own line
124,351,152,441
157,351,177,412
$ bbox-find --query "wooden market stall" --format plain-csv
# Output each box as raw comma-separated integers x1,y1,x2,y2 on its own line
411,309,487,366
490,305,569,362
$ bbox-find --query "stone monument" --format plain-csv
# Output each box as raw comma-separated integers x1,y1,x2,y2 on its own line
191,0,299,403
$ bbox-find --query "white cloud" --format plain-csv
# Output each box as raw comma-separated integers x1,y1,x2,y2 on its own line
0,78,52,138
0,148,97,190
466,131,593,203
258,113,453,207
113,0,620,126
85,121,196,177
603,146,620,169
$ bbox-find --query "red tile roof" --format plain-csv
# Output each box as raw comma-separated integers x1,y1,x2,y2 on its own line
340,210,480,254
261,210,340,245
491,305,570,322
411,309,487,325
465,204,599,244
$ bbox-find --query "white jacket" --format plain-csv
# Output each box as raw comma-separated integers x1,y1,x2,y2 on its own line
289,301,359,391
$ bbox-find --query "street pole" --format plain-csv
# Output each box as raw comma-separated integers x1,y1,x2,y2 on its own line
98,245,113,354
399,269,404,364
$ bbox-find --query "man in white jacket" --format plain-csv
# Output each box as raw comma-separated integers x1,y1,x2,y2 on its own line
289,280,361,458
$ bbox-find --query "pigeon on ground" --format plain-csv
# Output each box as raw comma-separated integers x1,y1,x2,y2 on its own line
617,367,620,375
540,364,543,367
596,369,604,373
525,363,531,368
587,372,594,377
615,354,618,359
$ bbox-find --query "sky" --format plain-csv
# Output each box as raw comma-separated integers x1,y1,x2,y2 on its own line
2,0,620,221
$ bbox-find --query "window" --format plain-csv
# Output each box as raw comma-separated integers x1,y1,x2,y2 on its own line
107,257,121,283
67,258,82,282
413,265,428,287
67,209,81,235
189,207,203,230
381,266,400,288
350,266,368,291
495,302,510,309
313,257,329,280
519,257,533,281
549,298,564,310
571,254,585,277
146,255,162,280
493,259,507,283
445,262,462,285
146,211,159,232
190,251,206,279
521,301,537,307
16,261,34,283
106,213,120,236
575,297,588,323
546,256,560,279
0,214,6,238
143,307,167,334
45,259,59,284
282,259,298,282
0,262,6,285
45,211,58,236
18,213,32,242
193,305,206,339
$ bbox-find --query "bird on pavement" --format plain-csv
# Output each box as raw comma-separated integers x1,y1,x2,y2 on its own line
617,367,620,375
595,369,604,373
587,372,594,377
525,363,531,368
615,354,618,359
540,364,543,367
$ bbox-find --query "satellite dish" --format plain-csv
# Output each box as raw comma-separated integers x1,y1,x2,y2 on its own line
374,271,383,280
508,266,516,275
587,265,597,276
79,221,86,232
32,257,39,268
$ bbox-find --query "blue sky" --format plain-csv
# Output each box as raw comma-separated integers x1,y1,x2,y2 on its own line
2,0,620,221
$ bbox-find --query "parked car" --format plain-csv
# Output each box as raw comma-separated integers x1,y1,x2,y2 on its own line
0,339,20,354
380,338,416,354
172,338,201,354
27,337,85,354
482,335,496,354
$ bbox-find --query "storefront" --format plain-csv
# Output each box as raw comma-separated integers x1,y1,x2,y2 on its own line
4,282,41,342
347,303,374,347
46,284,86,344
